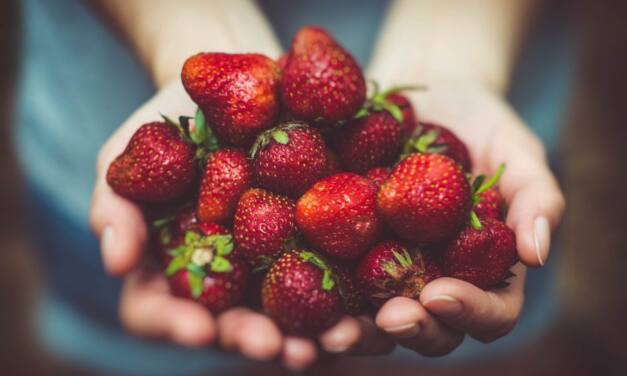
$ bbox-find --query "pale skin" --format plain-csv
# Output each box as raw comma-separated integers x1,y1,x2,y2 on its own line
90,0,565,371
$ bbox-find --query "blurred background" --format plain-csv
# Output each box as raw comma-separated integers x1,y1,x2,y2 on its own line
1,0,627,375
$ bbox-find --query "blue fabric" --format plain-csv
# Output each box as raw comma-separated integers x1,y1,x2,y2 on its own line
14,0,573,374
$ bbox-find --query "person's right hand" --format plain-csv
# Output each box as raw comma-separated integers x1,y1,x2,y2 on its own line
89,80,395,371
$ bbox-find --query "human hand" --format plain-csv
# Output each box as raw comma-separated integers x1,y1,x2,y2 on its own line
89,80,395,371
374,83,565,355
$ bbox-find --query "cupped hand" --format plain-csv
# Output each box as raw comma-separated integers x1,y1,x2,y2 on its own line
89,80,394,371
375,83,565,355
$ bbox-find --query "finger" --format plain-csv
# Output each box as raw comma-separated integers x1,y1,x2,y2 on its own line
319,316,361,354
282,337,317,372
217,308,283,361
420,263,526,343
90,181,147,276
489,126,565,267
119,265,216,347
375,297,465,357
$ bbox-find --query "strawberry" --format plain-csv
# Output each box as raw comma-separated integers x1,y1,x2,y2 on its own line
197,148,252,224
365,167,391,188
281,26,366,124
261,250,344,336
181,53,281,147
474,188,505,220
438,218,517,289
106,121,197,202
334,264,366,315
250,122,329,197
164,230,248,313
402,122,472,172
296,173,382,260
355,240,442,307
233,188,297,264
387,93,418,138
377,153,471,245
468,164,506,224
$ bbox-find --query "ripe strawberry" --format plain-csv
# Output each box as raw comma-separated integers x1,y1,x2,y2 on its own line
474,188,505,220
387,93,418,138
296,173,382,260
402,122,472,172
355,241,442,307
365,167,391,188
197,148,252,224
107,122,197,202
233,188,297,264
438,218,517,289
281,26,366,124
250,122,329,197
334,264,366,315
378,153,471,245
165,230,248,313
181,53,281,147
261,250,344,336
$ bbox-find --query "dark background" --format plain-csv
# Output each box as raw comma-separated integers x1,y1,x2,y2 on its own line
1,0,626,375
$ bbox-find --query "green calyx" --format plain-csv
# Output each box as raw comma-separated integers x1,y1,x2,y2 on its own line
298,250,336,291
381,248,415,279
249,121,308,158
354,81,427,123
400,124,448,160
164,231,234,298
469,163,506,230
162,108,220,168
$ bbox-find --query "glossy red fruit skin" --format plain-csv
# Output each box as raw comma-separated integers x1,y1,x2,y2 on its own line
296,173,382,260
261,251,344,336
334,264,366,315
233,189,297,264
333,112,404,173
181,53,280,147
281,26,366,124
197,149,252,224
438,218,517,289
106,122,197,202
378,154,471,245
387,93,418,139
419,123,472,172
169,255,249,314
355,240,441,307
252,124,329,197
365,167,391,188
474,187,505,220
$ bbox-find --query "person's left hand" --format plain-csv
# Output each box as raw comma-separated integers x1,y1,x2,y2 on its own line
373,83,565,355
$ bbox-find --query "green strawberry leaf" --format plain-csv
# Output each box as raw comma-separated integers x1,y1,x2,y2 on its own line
165,254,188,277
392,250,413,268
184,230,201,245
152,216,175,230
322,269,335,291
210,256,233,273
186,262,205,275
471,175,486,196
272,130,289,144
382,102,404,123
299,251,327,270
187,269,205,299
189,108,208,145
159,227,172,246
470,211,483,231
476,163,506,195
353,107,370,119
206,235,233,256
415,130,440,153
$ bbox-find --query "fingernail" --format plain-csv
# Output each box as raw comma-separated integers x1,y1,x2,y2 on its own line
324,343,350,353
384,322,420,338
533,216,550,266
423,295,463,318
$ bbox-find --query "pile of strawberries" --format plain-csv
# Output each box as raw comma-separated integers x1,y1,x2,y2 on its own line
107,26,517,337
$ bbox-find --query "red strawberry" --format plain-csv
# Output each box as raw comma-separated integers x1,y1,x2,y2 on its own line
296,173,382,260
402,122,472,172
334,264,366,315
181,53,281,147
469,164,507,221
438,218,517,289
233,188,297,264
387,93,418,138
251,122,329,197
281,26,366,124
106,122,197,202
261,250,344,336
377,153,471,245
165,230,248,313
333,111,404,173
355,240,442,307
365,167,391,188
197,148,252,224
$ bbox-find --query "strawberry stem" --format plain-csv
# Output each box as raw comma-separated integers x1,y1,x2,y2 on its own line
470,211,482,230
